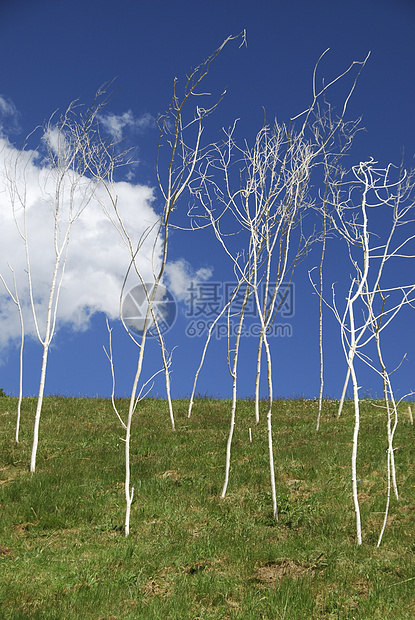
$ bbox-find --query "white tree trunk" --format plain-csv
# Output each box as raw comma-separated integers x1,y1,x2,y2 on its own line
338,367,350,418
221,290,248,498
254,334,263,424
264,334,278,520
349,356,362,545
30,342,50,472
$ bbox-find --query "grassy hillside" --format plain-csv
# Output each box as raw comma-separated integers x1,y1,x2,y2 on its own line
0,396,414,618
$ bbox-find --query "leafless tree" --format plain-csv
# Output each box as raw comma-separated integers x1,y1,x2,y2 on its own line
97,33,246,535
311,159,415,544
2,89,114,471
190,51,369,520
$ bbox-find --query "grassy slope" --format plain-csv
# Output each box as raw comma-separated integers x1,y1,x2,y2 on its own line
0,396,414,619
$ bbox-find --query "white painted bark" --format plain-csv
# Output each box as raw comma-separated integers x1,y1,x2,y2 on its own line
221,284,250,498
30,239,69,472
124,329,147,536
254,334,263,424
316,206,327,431
337,368,350,418
348,354,362,545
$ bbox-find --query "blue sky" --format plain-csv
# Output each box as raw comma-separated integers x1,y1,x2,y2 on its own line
0,0,414,400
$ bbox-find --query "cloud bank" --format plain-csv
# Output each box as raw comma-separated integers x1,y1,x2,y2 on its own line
164,259,213,302
0,95,211,349
98,110,156,140
0,133,161,349
0,94,20,135
0,106,212,351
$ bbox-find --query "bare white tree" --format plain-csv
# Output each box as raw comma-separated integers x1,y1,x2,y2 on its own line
96,33,246,536
190,51,369,519
312,113,359,430
311,159,415,544
221,277,253,498
2,90,114,471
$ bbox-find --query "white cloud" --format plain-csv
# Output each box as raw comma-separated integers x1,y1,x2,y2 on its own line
0,95,20,135
42,126,70,157
98,110,156,140
164,258,213,302
0,99,211,352
0,136,162,349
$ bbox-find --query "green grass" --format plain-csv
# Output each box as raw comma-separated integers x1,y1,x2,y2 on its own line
0,396,414,618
